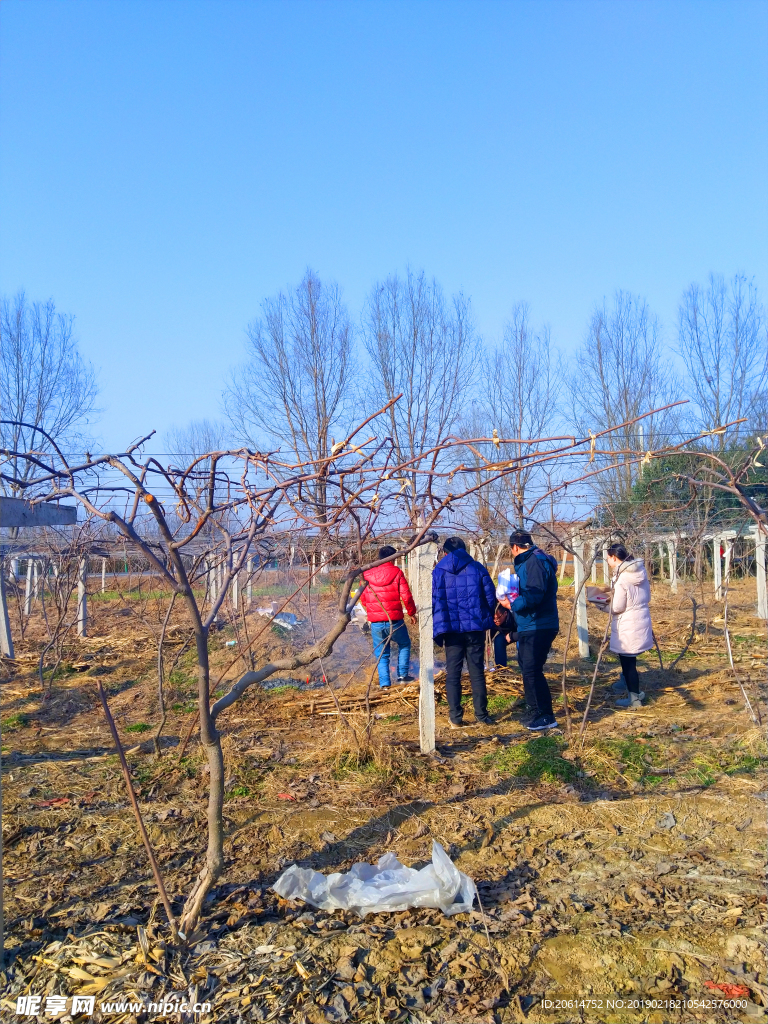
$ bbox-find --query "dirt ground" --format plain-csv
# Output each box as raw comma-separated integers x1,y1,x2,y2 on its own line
1,575,766,1023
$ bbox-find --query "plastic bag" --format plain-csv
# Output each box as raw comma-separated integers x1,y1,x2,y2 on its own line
351,603,368,628
495,568,519,602
273,840,476,917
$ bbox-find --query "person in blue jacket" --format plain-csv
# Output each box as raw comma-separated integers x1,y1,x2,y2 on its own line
432,536,497,728
495,529,560,731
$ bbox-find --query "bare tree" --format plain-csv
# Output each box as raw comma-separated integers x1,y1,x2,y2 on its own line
678,273,767,447
165,418,230,460
488,303,561,525
363,268,478,522
1,396,696,937
0,292,97,496
570,291,680,504
225,269,354,556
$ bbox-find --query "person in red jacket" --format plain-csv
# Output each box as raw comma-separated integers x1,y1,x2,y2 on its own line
359,545,417,688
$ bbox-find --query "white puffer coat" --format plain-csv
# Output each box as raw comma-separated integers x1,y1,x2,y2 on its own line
609,558,653,656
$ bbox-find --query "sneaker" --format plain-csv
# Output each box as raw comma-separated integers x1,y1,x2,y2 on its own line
611,676,628,694
397,674,416,683
527,713,558,731
476,715,495,726
379,683,390,690
448,719,465,730
615,691,645,708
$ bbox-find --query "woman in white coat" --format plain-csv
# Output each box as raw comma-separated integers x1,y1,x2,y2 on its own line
596,543,654,709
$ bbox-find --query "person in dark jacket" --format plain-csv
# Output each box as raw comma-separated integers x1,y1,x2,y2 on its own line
360,546,417,688
495,529,560,730
432,537,497,728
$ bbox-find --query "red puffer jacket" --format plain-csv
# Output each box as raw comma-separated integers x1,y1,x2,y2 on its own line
359,562,417,623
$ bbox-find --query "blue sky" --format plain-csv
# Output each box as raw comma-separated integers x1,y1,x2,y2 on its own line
1,0,766,451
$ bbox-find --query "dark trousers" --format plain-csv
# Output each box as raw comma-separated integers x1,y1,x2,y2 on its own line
618,654,640,694
491,629,508,667
443,630,488,722
516,629,558,716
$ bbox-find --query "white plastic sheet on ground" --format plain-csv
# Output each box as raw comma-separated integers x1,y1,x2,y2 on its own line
272,840,476,917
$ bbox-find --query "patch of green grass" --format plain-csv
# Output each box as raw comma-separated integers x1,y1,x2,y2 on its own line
487,694,514,715
133,765,153,786
588,737,663,786
227,784,251,798
172,701,196,714
482,736,577,784
684,742,765,787
3,712,30,731
384,713,402,723
266,685,298,697
125,722,151,734
332,749,385,781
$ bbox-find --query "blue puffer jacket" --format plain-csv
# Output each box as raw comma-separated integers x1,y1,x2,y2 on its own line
432,549,496,642
510,547,559,633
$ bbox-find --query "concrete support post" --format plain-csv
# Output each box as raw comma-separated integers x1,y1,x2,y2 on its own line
658,543,665,580
77,557,88,637
559,548,568,581
311,552,316,576
756,532,768,619
32,560,40,602
232,571,239,613
713,535,722,600
590,543,598,583
602,545,610,584
723,539,733,594
11,558,19,580
416,542,437,754
247,557,254,609
24,560,33,617
101,558,107,593
668,540,678,593
0,557,14,658
573,538,590,659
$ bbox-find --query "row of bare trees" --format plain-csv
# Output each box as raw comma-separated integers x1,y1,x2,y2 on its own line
1,270,765,538
221,268,765,529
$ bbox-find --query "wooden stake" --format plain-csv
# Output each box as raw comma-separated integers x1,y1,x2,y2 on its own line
96,680,179,939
